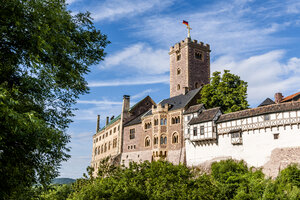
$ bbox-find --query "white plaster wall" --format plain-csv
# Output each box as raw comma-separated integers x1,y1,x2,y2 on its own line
186,110,300,168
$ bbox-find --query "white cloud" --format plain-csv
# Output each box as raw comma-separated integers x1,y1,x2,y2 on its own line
100,43,169,75
88,75,169,87
91,0,174,22
77,100,122,105
66,0,79,5
211,50,300,106
131,89,156,100
134,0,292,56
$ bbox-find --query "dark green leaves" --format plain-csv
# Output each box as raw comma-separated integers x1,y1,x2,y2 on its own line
199,70,249,113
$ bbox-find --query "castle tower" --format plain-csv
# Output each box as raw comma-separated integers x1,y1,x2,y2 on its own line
169,37,210,97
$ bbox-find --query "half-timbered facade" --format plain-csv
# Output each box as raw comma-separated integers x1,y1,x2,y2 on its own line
184,100,300,177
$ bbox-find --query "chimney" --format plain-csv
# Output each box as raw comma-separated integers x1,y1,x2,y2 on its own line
96,115,100,132
184,87,189,95
275,92,283,104
106,116,109,126
122,95,130,112
110,115,114,120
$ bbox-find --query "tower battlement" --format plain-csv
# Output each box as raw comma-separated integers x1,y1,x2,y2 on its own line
169,38,210,54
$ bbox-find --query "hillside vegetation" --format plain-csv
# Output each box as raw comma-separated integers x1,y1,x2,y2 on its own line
32,159,300,200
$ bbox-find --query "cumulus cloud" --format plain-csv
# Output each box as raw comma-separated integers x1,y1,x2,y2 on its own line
211,50,300,106
99,43,169,75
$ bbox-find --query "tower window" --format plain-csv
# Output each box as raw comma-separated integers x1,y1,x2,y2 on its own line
194,50,203,60
177,54,181,61
177,68,181,75
195,82,199,88
177,84,180,90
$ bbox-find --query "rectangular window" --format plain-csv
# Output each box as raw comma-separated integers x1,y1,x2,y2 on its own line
177,54,181,61
113,138,117,148
273,133,279,140
187,116,190,121
231,132,242,145
193,127,197,136
130,129,135,139
264,114,270,121
154,119,158,126
200,126,204,135
114,127,116,133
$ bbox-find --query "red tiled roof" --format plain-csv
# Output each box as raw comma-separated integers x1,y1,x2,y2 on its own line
281,92,300,102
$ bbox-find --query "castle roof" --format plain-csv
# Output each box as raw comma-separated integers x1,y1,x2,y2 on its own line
183,104,205,115
258,98,275,107
217,101,300,123
124,109,151,127
160,87,202,111
188,107,220,125
281,91,300,102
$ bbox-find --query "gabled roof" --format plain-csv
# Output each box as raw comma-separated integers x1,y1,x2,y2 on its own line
98,95,154,132
218,101,300,123
258,98,275,107
124,110,150,127
281,92,300,102
160,88,201,111
188,107,221,125
184,104,205,115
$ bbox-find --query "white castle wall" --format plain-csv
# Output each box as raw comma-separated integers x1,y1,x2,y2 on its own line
185,110,300,176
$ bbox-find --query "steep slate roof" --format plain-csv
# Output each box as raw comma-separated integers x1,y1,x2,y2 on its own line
218,101,300,123
160,88,201,111
184,104,204,114
281,92,300,102
258,98,275,107
189,107,220,125
124,110,150,127
99,96,154,131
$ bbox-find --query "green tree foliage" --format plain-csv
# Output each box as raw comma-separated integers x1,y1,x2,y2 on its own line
35,160,300,200
0,0,109,198
199,70,249,113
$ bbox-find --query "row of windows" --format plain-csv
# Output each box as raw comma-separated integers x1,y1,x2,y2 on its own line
144,133,179,147
176,50,203,62
94,138,117,156
143,117,174,130
128,145,136,150
94,126,120,143
188,126,205,136
171,116,180,124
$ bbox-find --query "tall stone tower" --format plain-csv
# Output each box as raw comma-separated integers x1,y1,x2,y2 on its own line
169,37,210,97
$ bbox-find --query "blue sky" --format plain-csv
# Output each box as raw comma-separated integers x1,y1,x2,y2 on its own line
59,0,300,178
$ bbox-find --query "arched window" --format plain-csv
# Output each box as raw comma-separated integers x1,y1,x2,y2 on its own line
108,141,111,150
145,136,151,147
164,118,167,125
98,147,100,155
101,145,103,153
160,135,167,145
172,118,175,124
153,135,158,145
172,132,179,144
104,143,107,152
177,68,181,75
177,84,180,90
94,148,97,155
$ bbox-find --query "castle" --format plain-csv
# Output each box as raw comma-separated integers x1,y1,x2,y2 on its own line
91,37,300,177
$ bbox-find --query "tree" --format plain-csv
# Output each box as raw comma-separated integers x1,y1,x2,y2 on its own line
198,70,249,113
0,0,109,198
